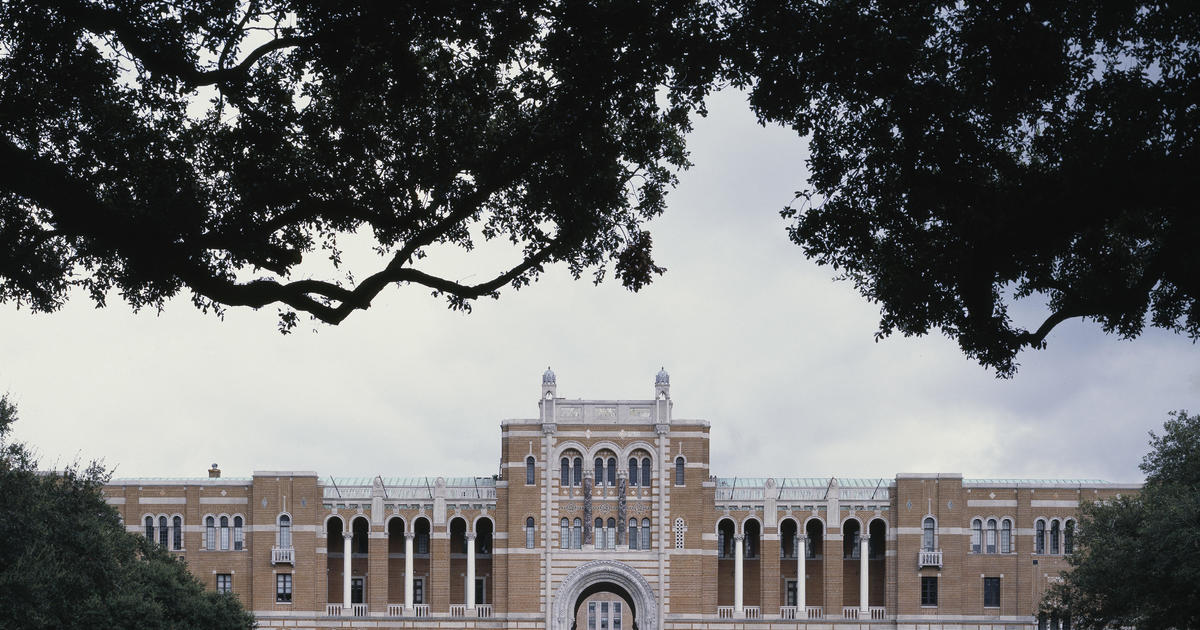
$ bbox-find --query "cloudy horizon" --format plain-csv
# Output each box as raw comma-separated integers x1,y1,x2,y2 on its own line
2,89,1196,485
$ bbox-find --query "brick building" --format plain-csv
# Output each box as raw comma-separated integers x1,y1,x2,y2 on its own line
104,368,1135,629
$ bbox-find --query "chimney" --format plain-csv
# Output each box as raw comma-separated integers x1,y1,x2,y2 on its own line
208,463,221,478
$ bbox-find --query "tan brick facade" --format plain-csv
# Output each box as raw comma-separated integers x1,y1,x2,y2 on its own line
104,370,1137,630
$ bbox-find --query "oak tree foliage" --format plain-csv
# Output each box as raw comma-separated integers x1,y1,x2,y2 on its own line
1046,410,1200,630
0,0,722,329
0,396,255,629
729,1,1199,375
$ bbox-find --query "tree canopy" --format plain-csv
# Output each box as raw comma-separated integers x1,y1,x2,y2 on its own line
729,0,1199,376
0,396,255,629
0,0,721,330
1046,410,1200,630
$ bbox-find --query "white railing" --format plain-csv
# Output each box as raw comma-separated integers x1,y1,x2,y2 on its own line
870,606,887,620
350,603,368,616
744,606,761,619
780,606,798,619
450,604,467,617
271,546,294,564
477,604,494,618
806,606,824,619
387,604,404,616
325,604,342,616
413,604,430,617
919,549,943,568
843,607,861,619
717,606,735,619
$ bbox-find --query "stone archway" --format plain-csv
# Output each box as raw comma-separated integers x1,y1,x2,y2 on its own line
552,560,658,630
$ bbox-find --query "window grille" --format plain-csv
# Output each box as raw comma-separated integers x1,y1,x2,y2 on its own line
1000,519,1012,553
673,518,685,549
922,517,936,551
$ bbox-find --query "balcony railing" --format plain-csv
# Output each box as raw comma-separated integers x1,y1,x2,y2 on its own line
869,606,887,620
450,604,467,617
843,607,861,620
780,606,798,619
351,603,368,617
387,604,404,616
271,546,294,565
744,606,761,619
325,604,342,616
919,549,943,568
805,606,824,619
477,604,494,618
717,606,735,619
413,604,430,617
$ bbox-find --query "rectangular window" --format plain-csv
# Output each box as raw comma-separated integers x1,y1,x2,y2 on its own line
984,577,1000,608
588,602,596,630
920,576,938,607
613,602,622,630
276,573,292,603
600,601,609,630
220,526,230,551
785,579,797,607
216,573,232,595
414,577,425,604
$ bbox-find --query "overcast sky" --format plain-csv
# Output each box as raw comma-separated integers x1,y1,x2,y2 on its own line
2,89,1196,484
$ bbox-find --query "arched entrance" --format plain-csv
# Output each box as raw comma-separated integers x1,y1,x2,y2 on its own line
552,560,658,630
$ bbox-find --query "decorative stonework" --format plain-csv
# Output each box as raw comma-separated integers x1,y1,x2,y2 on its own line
552,560,658,630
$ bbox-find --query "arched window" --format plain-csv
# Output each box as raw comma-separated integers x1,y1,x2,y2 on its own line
971,518,983,553
233,516,244,550
640,518,651,550
717,526,726,557
219,516,230,550
1000,519,1013,553
986,518,997,554
1050,520,1061,554
606,518,616,549
675,457,685,486
525,517,536,549
573,458,582,486
1065,520,1075,554
561,457,570,486
629,518,639,550
279,514,292,548
572,518,582,549
205,516,216,550
1035,520,1046,554
922,517,936,551
629,458,639,487
641,457,651,487
144,515,154,540
674,518,686,549
606,458,616,486
595,458,604,485
526,456,536,485
560,518,569,549
172,516,182,550
158,515,168,547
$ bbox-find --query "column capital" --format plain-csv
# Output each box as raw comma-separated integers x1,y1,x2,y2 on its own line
467,532,477,541
654,423,670,435
343,532,353,539
733,533,745,542
541,422,558,435
405,531,415,540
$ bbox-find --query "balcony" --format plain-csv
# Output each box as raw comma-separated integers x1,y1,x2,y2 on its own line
717,606,735,619
716,606,760,619
780,606,798,619
413,604,430,617
805,606,824,619
387,604,404,616
325,604,342,616
744,606,761,619
271,546,294,565
843,606,888,620
918,549,943,568
450,604,467,617
477,604,494,618
351,603,368,617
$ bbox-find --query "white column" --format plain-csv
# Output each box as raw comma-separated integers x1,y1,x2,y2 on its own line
466,532,477,609
859,531,869,613
734,533,745,615
797,535,806,611
343,532,353,607
404,532,415,611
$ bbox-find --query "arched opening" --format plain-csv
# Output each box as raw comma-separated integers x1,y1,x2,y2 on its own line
412,517,431,605
552,560,658,630
779,518,799,606
868,518,887,607
350,516,369,605
387,517,406,606
449,517,468,606
476,518,495,605
804,518,825,609
716,518,736,607
842,519,862,607
326,516,345,604
743,519,762,608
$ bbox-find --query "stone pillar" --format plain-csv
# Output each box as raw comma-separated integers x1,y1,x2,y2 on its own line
404,532,415,611
860,532,869,613
734,534,745,615
466,533,477,609
582,474,593,547
797,536,807,611
343,532,353,607
369,527,388,612
617,473,628,546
